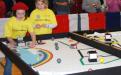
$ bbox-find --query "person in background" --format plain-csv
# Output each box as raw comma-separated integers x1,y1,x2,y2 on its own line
48,0,54,9
4,0,16,17
4,2,36,75
0,0,6,18
53,0,70,14
70,0,83,14
105,0,121,12
82,0,102,13
30,0,57,35
22,0,35,15
99,0,107,12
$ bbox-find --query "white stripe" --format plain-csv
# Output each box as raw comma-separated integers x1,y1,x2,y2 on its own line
0,18,9,38
80,13,89,31
68,14,78,32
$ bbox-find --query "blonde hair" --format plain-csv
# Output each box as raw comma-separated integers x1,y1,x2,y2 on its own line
35,0,48,8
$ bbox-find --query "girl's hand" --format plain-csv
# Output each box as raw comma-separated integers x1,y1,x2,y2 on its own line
8,42,17,48
7,38,17,48
29,42,36,48
35,24,41,28
62,2,68,6
35,24,45,29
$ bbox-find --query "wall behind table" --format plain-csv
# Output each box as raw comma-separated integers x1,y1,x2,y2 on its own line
53,12,121,34
0,18,9,58
106,12,121,30
0,18,9,38
52,14,79,34
88,13,106,30
0,18,8,59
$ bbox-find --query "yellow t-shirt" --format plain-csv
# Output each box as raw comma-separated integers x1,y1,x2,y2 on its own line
30,8,57,35
4,17,33,39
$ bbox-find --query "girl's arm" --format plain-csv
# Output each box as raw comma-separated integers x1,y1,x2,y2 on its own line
7,37,17,48
29,32,36,48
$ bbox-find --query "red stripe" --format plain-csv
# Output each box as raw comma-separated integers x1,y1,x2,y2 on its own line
89,13,106,30
53,14,69,34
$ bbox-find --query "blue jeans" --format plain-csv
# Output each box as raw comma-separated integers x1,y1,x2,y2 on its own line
4,57,12,75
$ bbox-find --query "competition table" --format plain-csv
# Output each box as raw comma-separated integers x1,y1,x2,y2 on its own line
1,33,121,75
74,29,121,49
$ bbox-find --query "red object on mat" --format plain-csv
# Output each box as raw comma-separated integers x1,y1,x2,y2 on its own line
26,32,30,37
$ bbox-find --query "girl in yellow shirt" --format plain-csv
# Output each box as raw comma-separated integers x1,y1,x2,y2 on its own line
4,2,36,47
4,2,36,75
30,0,57,35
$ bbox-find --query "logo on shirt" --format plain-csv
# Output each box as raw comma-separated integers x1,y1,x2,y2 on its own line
36,15,40,19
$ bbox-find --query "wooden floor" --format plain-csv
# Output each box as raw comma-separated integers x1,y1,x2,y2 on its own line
0,58,22,75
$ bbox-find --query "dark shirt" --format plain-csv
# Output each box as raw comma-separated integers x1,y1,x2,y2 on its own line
4,0,13,12
53,0,69,12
